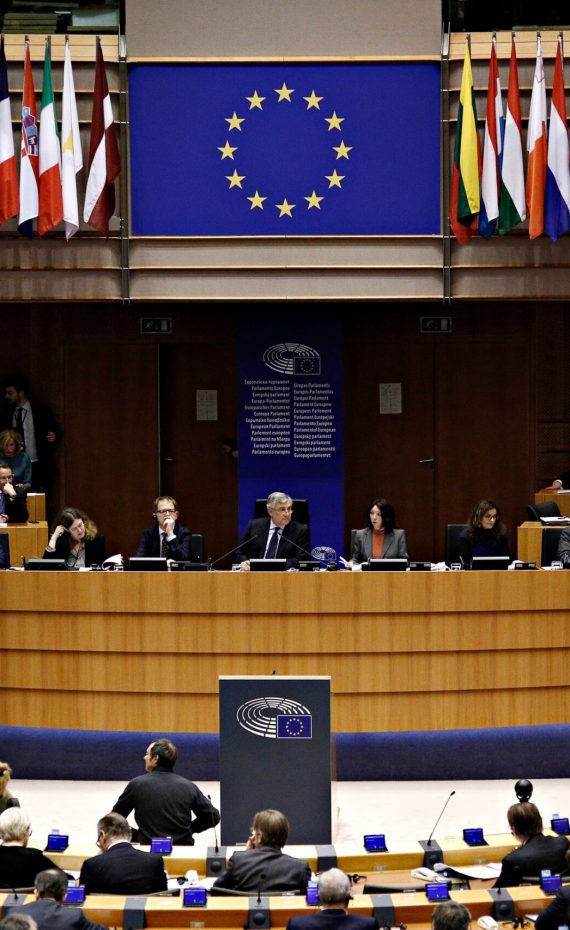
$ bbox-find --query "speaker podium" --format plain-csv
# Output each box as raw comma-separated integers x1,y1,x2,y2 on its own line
219,676,331,845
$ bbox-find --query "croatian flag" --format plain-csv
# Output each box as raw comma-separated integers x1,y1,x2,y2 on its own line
479,37,503,239
526,35,547,240
544,36,570,242
0,36,19,225
18,41,39,237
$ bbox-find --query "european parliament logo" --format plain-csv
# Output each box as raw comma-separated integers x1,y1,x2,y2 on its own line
236,696,313,739
263,343,321,376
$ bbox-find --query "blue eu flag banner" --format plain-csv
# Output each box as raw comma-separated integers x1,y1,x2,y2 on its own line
277,714,312,739
129,61,440,236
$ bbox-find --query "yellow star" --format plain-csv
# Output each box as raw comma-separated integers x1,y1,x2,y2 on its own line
218,140,237,160
276,198,295,217
246,90,266,110
248,190,266,210
305,191,324,210
226,169,246,189
325,111,344,131
275,82,295,102
303,90,323,110
333,140,352,160
225,112,245,131
325,170,345,188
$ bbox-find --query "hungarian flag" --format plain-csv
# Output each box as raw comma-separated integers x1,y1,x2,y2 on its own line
18,42,39,236
479,37,503,239
38,38,63,235
450,40,481,243
498,36,526,235
0,36,19,225
526,35,547,240
61,38,82,239
84,38,120,235
545,36,570,242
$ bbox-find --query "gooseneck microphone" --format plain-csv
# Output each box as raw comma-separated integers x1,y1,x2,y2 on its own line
208,794,219,854
208,534,261,569
276,534,315,562
426,790,456,846
257,873,267,906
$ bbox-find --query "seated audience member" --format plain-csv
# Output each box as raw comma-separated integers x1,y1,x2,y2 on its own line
0,431,32,491
0,809,63,889
112,737,219,846
43,508,107,569
0,465,28,524
79,812,167,895
286,868,379,930
431,901,471,930
0,914,38,930
535,849,570,930
459,499,509,566
235,491,311,570
544,469,570,491
135,495,193,561
212,808,311,894
558,527,570,566
495,802,569,887
12,870,107,930
350,499,408,564
0,762,20,815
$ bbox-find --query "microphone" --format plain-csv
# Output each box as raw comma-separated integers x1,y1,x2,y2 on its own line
275,534,315,562
257,872,267,906
426,790,456,846
205,795,226,877
208,794,219,854
208,533,261,569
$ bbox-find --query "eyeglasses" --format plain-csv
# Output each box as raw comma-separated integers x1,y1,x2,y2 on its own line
483,513,498,521
156,508,176,515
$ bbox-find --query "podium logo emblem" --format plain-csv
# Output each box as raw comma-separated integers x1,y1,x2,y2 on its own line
236,696,313,739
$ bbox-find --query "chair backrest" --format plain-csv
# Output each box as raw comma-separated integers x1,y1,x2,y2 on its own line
445,524,467,566
254,498,310,526
0,532,10,569
350,528,357,557
526,501,562,521
541,527,564,566
190,533,204,562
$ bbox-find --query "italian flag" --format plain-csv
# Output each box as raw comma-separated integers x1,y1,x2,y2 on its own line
450,40,481,244
38,37,63,235
0,35,19,224
498,36,526,235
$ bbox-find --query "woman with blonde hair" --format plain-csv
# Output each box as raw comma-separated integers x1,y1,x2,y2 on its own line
0,762,20,815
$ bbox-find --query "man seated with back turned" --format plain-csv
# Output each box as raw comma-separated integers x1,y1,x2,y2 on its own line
535,848,570,930
286,868,378,930
12,870,107,930
431,901,471,930
235,491,311,571
134,495,193,561
0,465,28,524
494,801,569,887
112,738,219,846
212,808,311,894
79,812,167,895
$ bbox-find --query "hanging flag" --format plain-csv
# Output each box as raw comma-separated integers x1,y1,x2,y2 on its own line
450,40,481,243
0,36,19,225
38,37,63,235
498,36,526,235
18,41,39,237
84,37,120,235
526,35,547,240
479,37,503,238
61,38,82,240
545,35,570,242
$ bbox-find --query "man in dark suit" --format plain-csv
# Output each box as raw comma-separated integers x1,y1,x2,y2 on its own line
558,527,570,566
134,495,193,561
112,738,219,846
495,802,569,887
0,466,28,524
235,491,311,570
286,868,378,930
2,377,63,494
212,809,311,894
79,812,166,895
431,901,471,930
12,870,107,930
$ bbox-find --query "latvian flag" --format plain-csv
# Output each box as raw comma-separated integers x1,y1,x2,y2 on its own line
84,37,120,235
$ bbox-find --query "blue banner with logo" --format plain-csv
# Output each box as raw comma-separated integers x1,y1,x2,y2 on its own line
238,311,344,559
129,61,440,236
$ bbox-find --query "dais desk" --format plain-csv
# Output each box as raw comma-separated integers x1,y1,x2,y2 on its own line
535,491,570,517
3,571,570,734
0,520,48,566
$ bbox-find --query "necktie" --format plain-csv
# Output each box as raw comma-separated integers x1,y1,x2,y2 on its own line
160,533,169,557
265,528,281,559
15,408,25,448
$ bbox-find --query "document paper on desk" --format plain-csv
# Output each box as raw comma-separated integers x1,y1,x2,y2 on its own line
434,861,502,880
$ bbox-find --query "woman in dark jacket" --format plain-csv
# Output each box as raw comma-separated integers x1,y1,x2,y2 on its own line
43,506,107,569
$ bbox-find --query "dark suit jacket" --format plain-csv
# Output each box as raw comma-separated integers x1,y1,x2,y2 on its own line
12,897,107,930
287,910,379,930
559,527,570,563
536,884,570,930
495,833,569,887
212,845,311,894
0,845,60,889
43,534,107,567
134,523,193,561
1,402,63,477
79,841,166,895
235,518,311,566
0,488,29,523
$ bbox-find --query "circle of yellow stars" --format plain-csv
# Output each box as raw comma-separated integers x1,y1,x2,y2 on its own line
217,82,352,219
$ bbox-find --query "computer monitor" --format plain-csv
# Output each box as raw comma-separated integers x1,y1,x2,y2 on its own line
170,561,209,572
249,559,287,572
127,557,168,571
26,559,67,571
471,556,510,571
362,559,408,572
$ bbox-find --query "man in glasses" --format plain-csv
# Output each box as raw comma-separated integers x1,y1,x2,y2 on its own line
79,813,167,895
235,491,311,570
134,495,193,561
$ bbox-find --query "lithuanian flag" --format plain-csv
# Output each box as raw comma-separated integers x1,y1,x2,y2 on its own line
450,40,481,243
